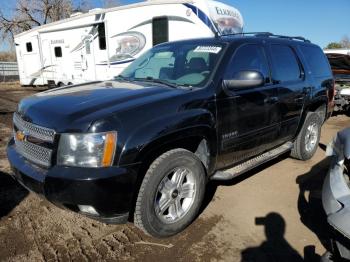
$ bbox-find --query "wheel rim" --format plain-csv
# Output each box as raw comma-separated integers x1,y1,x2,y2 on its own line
154,167,196,224
305,123,318,152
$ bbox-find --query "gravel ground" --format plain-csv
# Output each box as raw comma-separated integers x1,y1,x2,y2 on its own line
0,82,349,261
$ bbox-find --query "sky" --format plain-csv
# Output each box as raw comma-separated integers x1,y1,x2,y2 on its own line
0,0,349,51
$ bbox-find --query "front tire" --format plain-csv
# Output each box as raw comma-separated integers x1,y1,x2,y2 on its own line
291,112,322,160
134,149,206,237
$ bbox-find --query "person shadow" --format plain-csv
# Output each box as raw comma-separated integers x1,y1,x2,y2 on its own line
241,212,304,262
0,170,28,218
295,144,333,253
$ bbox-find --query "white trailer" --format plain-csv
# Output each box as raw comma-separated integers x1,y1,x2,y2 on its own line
14,0,243,87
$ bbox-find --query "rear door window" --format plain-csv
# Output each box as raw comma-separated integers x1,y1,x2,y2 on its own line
300,45,331,77
270,44,303,82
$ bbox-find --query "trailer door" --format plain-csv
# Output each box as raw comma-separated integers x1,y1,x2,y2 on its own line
51,44,65,84
21,35,42,85
81,35,96,81
41,39,53,82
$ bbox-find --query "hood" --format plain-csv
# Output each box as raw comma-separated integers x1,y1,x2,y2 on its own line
17,80,185,132
326,53,350,82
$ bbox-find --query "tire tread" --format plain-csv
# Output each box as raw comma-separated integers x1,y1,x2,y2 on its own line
134,148,191,236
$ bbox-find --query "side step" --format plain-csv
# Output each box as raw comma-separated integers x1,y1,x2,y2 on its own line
211,142,293,181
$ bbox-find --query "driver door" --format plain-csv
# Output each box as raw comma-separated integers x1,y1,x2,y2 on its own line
216,43,281,169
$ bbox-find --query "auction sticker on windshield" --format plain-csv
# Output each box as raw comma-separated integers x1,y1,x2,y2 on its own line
194,46,222,54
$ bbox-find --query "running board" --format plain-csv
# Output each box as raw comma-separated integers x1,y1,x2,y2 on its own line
211,142,293,181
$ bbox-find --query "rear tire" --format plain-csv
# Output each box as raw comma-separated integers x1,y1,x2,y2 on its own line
134,149,206,238
291,112,322,160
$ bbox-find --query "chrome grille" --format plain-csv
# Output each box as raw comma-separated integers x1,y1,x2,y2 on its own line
14,138,53,168
13,113,55,167
13,113,55,143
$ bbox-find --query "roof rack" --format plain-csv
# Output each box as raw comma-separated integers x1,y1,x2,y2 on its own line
220,32,311,43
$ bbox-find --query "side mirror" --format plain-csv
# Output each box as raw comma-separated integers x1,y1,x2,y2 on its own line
223,70,264,90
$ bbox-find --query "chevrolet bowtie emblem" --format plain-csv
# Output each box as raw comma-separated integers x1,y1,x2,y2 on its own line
15,130,26,142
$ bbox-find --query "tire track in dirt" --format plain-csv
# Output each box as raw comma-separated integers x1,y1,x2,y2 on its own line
0,97,17,113
0,194,225,261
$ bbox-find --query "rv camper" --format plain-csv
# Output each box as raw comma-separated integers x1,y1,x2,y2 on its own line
14,0,243,87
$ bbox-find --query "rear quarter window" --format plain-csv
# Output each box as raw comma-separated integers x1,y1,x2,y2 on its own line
300,45,331,77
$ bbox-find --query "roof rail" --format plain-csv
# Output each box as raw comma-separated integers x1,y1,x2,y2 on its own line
220,32,311,43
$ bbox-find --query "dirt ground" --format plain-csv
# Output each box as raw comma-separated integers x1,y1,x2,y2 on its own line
0,82,349,261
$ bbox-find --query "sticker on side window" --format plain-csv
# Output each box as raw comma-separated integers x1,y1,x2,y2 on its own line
194,46,222,54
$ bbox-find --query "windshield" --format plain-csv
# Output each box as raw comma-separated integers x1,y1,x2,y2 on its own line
119,42,225,88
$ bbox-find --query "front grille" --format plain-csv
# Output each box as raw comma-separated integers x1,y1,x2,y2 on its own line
14,138,53,168
13,113,55,167
13,113,55,143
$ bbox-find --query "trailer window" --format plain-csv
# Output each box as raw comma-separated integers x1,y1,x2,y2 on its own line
98,24,106,50
26,42,33,52
54,46,62,57
152,16,168,46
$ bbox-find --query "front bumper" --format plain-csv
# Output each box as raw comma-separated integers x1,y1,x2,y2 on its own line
7,138,140,223
322,159,350,238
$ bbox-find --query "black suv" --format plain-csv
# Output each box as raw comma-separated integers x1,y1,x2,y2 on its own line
7,33,334,237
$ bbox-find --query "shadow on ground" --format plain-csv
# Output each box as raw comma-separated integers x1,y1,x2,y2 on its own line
294,143,334,260
241,212,305,261
200,144,333,261
296,157,332,245
0,171,28,218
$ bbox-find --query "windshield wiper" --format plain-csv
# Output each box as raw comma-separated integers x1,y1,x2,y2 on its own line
114,75,131,81
133,77,179,88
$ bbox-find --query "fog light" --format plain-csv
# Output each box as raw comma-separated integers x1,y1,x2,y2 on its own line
78,205,99,216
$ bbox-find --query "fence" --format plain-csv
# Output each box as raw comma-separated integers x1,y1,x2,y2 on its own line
0,61,19,82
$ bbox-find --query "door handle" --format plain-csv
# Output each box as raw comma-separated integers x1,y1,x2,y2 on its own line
264,96,278,104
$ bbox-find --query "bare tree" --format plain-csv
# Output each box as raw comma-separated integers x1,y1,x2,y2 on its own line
102,0,122,8
0,0,73,43
340,36,350,49
74,0,93,12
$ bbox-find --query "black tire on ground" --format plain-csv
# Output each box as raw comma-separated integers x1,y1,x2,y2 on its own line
134,149,206,238
291,112,322,160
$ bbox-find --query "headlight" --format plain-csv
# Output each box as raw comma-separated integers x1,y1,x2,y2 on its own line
110,31,146,62
57,132,117,168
